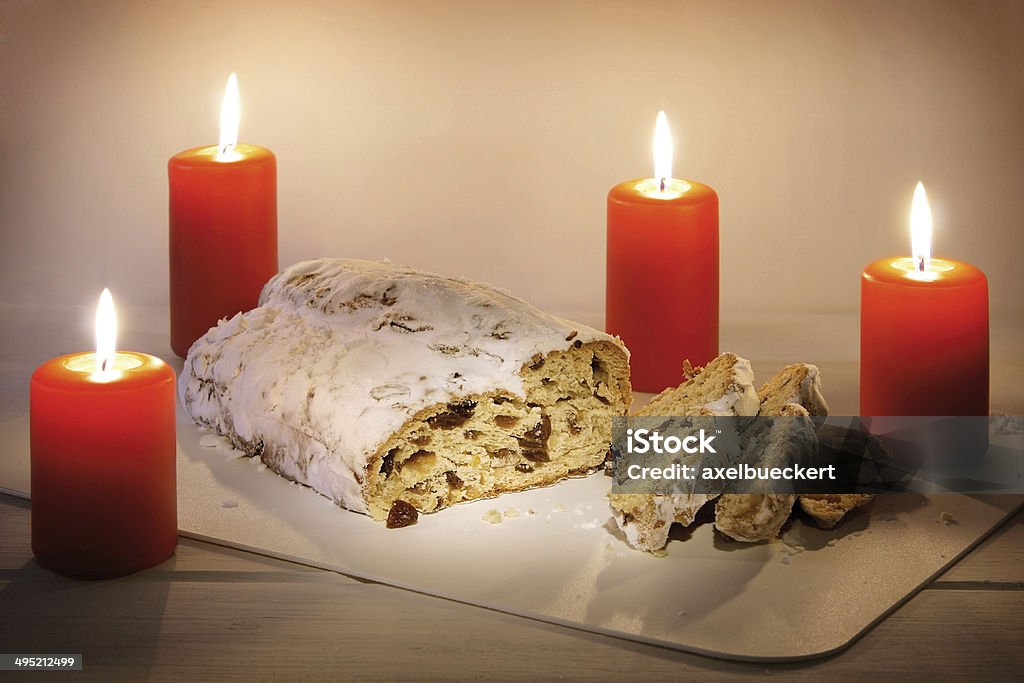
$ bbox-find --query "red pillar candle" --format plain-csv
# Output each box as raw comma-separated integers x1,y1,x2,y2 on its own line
607,112,719,392
169,72,277,357
860,182,989,417
31,290,177,578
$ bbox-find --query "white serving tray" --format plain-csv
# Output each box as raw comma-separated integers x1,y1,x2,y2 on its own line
171,409,1021,661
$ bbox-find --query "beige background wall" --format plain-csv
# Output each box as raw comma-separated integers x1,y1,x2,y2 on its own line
1,0,1022,320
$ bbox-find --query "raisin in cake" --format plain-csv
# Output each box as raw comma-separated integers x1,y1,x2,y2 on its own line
180,258,631,523
608,353,758,552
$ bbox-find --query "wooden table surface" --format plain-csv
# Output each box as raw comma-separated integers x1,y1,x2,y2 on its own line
0,493,1022,681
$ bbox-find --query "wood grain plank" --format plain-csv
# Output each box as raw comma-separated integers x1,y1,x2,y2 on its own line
0,575,1020,681
158,539,335,576
0,494,31,567
937,507,1024,584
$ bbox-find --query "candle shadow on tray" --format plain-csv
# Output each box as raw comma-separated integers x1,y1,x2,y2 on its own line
589,504,770,633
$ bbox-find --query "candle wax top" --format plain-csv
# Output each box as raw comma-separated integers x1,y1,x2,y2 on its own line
609,178,717,206
169,143,275,168
33,352,175,392
635,178,692,199
863,257,987,289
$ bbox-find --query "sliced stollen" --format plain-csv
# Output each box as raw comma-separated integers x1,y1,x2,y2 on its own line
610,358,865,551
798,494,873,529
180,258,632,523
757,363,873,528
608,353,758,552
710,366,825,543
608,410,733,554
609,493,681,555
799,420,879,528
641,353,760,418
756,363,829,417
714,403,816,542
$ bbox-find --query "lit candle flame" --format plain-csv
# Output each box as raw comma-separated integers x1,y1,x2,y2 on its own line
95,288,117,377
653,111,673,192
911,181,932,272
219,72,240,158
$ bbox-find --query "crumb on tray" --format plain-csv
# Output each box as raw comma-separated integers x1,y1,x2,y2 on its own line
482,509,503,525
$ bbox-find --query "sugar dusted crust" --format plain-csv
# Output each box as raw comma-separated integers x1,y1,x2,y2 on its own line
180,258,631,520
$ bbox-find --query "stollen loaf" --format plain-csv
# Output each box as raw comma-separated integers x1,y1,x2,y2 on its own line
179,258,632,524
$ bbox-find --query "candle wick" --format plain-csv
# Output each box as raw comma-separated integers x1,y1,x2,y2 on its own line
219,143,233,157
659,177,666,192
918,256,926,272
101,356,109,372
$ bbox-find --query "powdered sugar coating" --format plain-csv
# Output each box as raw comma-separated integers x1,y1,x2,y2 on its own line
798,366,830,417
703,358,759,416
179,259,627,514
